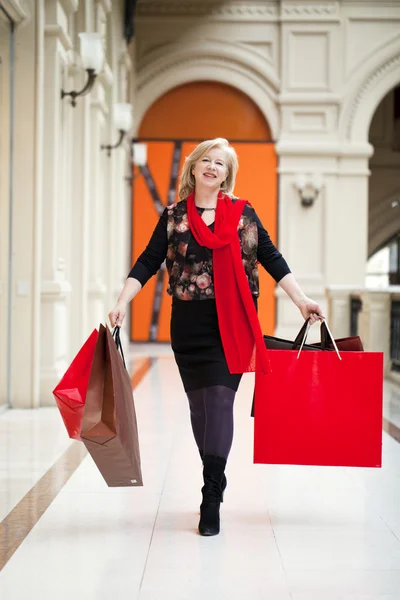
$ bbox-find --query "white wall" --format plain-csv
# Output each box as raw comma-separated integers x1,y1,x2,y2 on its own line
0,0,132,408
0,14,12,410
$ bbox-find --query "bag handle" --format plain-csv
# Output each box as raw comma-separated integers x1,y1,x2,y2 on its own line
292,319,333,350
320,321,335,350
112,326,127,369
292,320,311,349
296,318,342,361
321,320,341,360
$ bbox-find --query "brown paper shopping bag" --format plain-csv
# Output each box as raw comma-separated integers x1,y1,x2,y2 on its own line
81,324,143,487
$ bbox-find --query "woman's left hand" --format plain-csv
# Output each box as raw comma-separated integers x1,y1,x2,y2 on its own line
296,296,325,325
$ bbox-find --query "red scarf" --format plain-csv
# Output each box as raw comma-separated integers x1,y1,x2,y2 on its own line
186,192,270,374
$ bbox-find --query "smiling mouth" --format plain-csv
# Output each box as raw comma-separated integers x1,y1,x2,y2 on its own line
203,173,216,178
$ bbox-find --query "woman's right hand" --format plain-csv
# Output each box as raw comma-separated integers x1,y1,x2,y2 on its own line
108,301,127,328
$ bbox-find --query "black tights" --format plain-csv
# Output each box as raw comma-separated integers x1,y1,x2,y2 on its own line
186,385,236,459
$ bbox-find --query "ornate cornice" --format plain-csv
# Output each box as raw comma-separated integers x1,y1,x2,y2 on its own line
136,1,344,20
342,0,400,5
281,2,339,17
136,1,278,18
347,52,400,139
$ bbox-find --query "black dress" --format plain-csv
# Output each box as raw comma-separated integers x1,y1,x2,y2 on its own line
129,206,290,393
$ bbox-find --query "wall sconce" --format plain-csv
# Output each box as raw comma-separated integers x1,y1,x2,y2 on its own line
294,174,324,208
125,142,148,185
132,143,147,168
101,103,133,157
61,33,104,107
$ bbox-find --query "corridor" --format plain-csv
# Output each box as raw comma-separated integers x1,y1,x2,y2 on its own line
1,344,400,599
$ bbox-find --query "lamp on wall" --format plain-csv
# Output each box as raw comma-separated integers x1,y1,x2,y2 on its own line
294,174,324,208
61,33,104,107
125,142,148,185
132,142,147,168
101,103,133,156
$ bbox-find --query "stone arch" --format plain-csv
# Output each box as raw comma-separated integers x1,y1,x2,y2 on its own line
135,40,280,139
369,187,400,258
340,34,400,143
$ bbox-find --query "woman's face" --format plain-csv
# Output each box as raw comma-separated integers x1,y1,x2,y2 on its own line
192,147,229,190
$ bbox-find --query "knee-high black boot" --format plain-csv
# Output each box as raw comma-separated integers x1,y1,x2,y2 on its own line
199,449,227,502
198,454,227,536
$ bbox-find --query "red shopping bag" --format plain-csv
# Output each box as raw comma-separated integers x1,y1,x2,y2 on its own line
53,329,98,440
254,348,383,467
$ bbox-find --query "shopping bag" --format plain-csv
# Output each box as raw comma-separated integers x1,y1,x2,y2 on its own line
263,318,362,352
254,322,383,467
314,324,364,351
81,324,143,487
52,329,99,440
252,320,363,417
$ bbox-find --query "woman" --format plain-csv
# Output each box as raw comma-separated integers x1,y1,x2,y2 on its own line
109,137,323,537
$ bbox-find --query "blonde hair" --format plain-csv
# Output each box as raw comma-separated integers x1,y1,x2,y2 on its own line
178,138,238,200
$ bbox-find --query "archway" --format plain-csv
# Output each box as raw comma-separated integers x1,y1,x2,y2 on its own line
135,39,280,140
367,85,400,286
130,81,278,342
337,39,400,289
340,37,400,144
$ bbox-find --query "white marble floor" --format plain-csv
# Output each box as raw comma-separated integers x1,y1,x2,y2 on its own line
1,347,400,599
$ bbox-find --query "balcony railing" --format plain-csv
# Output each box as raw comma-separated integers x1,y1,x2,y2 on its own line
327,286,400,381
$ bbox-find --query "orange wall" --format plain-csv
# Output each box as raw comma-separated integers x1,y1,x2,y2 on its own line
131,82,277,342
139,81,271,140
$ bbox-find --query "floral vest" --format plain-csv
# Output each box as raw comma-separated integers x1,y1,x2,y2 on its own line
165,199,259,301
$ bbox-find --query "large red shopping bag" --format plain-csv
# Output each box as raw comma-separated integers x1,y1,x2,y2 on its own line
254,349,383,467
52,329,98,440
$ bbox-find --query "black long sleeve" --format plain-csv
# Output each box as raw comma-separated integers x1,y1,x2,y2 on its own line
252,209,291,283
128,208,168,286
128,205,291,287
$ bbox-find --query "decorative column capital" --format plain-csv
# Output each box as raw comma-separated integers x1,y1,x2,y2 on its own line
0,0,29,24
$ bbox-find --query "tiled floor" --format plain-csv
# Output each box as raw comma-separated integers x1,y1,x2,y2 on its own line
1,346,400,599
